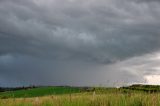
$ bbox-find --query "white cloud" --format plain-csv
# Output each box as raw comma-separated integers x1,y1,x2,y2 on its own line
144,75,160,85
102,51,160,85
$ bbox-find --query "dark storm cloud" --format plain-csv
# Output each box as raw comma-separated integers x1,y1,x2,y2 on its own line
0,0,160,86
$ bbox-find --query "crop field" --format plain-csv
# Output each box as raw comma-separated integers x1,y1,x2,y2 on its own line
0,85,160,106
0,86,81,98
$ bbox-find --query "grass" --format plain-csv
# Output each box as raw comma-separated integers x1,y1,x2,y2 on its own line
1,86,160,106
1,92,160,106
0,86,80,98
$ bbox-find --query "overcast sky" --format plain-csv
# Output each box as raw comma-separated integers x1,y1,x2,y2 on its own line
0,0,160,87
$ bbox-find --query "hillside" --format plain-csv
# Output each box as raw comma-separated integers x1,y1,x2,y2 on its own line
0,86,80,99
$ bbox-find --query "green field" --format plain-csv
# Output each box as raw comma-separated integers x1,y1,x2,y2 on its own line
0,85,160,106
0,86,80,98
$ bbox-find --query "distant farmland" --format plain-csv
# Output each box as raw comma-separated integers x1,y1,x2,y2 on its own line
0,86,80,98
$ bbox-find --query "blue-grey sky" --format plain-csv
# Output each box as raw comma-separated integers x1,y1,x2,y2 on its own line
0,0,160,87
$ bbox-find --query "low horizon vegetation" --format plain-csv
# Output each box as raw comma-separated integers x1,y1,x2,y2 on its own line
1,85,160,106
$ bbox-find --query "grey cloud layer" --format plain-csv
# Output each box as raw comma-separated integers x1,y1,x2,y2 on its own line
0,0,160,86
0,0,160,63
